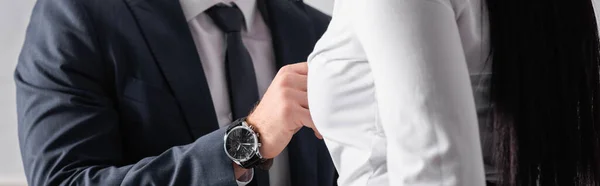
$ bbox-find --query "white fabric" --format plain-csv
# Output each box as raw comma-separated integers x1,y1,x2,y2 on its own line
307,0,488,185
179,0,291,185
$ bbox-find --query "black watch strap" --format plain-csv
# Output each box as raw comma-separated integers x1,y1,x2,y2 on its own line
226,117,245,132
239,152,262,169
241,156,273,170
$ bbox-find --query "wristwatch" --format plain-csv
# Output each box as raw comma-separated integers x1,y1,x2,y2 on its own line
223,117,272,170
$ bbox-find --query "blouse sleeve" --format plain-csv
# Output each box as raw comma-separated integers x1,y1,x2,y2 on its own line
352,0,485,185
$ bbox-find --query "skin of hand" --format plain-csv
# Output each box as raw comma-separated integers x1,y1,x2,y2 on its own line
233,62,322,179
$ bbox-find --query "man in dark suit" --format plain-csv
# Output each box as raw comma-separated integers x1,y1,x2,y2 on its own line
15,0,335,185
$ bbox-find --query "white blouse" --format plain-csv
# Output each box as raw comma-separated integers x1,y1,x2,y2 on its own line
307,0,489,185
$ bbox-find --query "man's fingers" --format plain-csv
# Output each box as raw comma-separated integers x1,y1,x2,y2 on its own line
277,61,319,139
314,131,323,140
297,108,322,139
297,90,308,109
282,62,308,75
297,107,313,128
280,73,307,92
285,88,308,109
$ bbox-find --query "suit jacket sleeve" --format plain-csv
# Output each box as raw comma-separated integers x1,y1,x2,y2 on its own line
352,0,485,185
15,0,237,185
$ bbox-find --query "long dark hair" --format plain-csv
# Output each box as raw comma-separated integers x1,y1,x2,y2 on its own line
486,0,600,185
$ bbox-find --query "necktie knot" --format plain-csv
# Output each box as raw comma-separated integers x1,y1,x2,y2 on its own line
207,5,244,33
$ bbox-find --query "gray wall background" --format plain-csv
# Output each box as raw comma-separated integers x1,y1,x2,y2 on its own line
0,0,332,185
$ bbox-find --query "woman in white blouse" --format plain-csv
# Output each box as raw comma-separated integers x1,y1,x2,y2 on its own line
307,0,600,185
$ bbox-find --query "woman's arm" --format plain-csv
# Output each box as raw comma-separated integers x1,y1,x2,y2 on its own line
352,0,485,185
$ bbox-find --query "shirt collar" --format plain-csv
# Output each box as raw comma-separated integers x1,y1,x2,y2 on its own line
180,0,257,31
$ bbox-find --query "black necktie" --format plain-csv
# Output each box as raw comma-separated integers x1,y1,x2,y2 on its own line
207,5,270,186
207,5,260,120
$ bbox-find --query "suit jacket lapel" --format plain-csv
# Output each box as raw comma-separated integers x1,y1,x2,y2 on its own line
125,0,219,138
260,0,317,67
259,1,322,185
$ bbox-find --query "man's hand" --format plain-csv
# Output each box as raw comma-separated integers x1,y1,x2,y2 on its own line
247,62,322,159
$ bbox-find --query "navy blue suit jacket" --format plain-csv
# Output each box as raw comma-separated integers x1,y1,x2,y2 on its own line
15,0,334,185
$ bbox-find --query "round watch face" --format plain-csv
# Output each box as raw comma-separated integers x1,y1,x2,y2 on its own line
225,126,258,161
